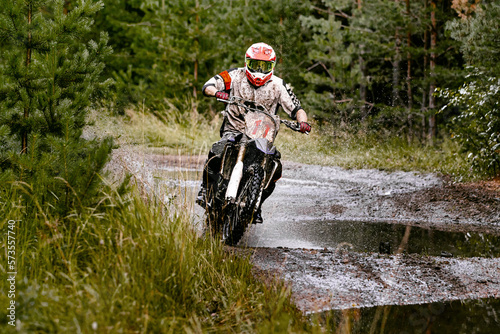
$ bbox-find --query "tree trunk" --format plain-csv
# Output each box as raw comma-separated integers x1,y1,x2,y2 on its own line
428,0,437,141
406,0,413,141
392,32,401,107
357,0,367,117
22,3,32,154
421,0,429,140
64,1,71,14
193,59,198,99
279,15,283,76
359,46,367,118
392,0,401,107
193,0,199,113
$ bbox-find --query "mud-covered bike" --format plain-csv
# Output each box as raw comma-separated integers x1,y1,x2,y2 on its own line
201,96,307,245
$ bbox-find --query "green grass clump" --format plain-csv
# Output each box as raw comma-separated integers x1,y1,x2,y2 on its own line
0,180,321,333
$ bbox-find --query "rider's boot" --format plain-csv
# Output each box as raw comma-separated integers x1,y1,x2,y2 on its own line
252,178,277,224
196,184,207,208
253,208,263,224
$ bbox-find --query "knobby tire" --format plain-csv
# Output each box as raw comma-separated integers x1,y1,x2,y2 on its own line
222,164,263,246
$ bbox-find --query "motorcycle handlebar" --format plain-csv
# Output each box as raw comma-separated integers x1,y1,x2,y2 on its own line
280,119,309,135
217,97,308,135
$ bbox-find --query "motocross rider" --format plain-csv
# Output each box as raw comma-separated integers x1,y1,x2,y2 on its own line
197,42,311,224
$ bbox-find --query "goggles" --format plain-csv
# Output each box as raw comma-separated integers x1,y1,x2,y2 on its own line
246,59,275,74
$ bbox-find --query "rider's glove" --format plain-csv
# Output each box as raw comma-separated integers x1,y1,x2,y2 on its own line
299,122,311,133
215,91,229,100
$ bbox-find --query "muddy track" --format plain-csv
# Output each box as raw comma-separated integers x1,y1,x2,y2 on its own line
108,148,500,313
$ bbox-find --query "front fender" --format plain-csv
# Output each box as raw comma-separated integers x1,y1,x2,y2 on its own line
254,138,276,155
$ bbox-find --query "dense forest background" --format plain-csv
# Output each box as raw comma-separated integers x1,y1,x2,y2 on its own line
94,0,498,175
95,0,500,174
1,0,499,202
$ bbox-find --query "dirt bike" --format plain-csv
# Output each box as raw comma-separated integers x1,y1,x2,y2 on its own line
203,96,306,246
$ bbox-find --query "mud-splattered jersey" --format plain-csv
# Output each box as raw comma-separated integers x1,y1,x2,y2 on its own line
203,68,302,134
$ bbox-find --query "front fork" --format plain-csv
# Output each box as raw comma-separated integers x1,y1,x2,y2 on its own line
225,142,279,212
225,143,247,202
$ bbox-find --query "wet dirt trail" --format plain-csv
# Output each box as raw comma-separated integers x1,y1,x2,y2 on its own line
108,149,500,327
237,161,500,314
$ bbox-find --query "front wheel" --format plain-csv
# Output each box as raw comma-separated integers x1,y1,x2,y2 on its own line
221,164,263,246
221,204,241,245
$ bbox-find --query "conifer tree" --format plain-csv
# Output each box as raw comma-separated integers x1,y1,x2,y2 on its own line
300,0,462,137
0,0,113,214
299,0,355,120
442,2,500,176
92,0,308,116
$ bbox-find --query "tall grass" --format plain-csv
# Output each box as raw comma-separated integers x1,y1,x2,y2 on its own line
0,177,323,333
6,105,473,332
87,105,220,156
96,107,472,180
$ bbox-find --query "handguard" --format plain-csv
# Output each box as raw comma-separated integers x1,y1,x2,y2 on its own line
280,119,309,134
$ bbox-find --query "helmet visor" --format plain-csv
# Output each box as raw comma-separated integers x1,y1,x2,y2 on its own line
246,59,275,74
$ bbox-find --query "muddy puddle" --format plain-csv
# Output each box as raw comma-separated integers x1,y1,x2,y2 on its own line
293,220,500,258
319,298,500,333
243,219,500,258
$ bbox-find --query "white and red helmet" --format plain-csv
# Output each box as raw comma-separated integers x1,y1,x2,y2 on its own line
245,42,276,87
